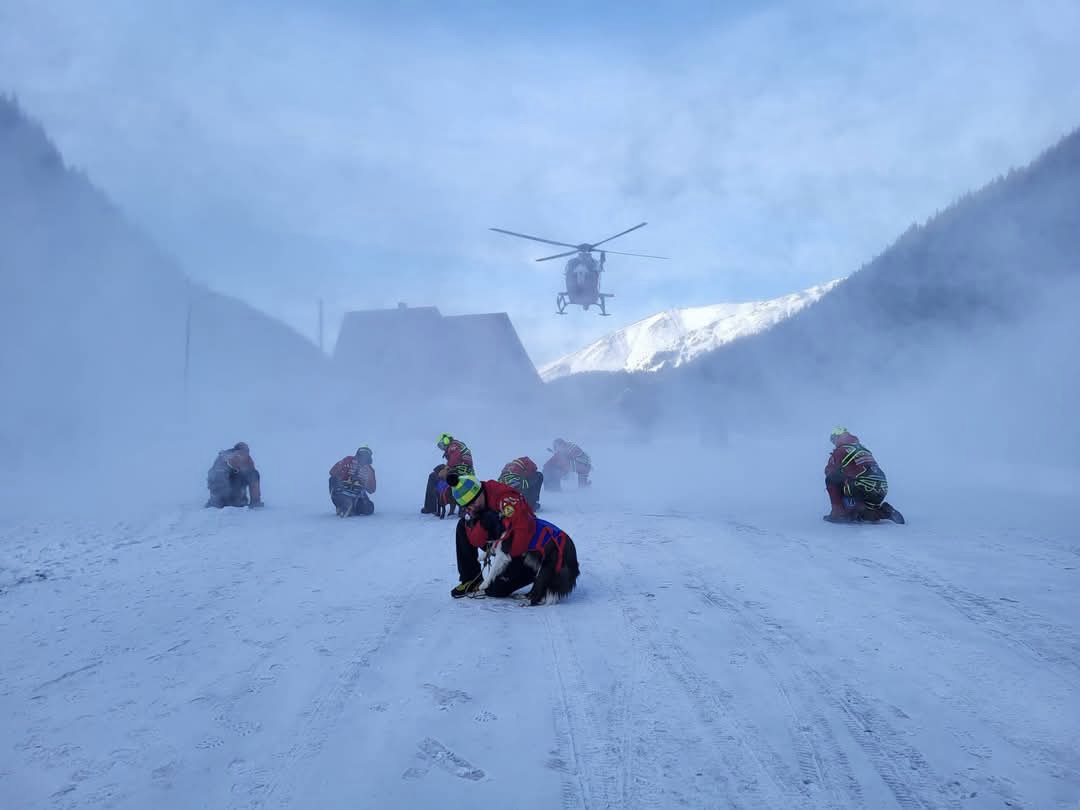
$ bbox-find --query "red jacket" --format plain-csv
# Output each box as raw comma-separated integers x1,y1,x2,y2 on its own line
463,480,537,555
545,442,590,475
499,456,537,480
224,448,257,473
824,433,881,484
329,456,377,493
443,439,475,476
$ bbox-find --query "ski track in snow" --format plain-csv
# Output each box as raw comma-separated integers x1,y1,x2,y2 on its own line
1,498,1078,809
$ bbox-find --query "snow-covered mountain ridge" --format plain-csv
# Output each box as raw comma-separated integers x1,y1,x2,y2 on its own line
540,279,842,381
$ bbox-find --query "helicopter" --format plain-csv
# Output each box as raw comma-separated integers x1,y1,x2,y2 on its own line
490,222,668,316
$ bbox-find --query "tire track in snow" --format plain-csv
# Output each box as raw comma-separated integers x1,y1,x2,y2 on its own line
538,541,688,810
542,496,614,810
544,614,594,810
692,580,954,810
616,594,809,809
695,588,862,809
232,585,422,809
591,518,809,808
570,510,800,808
849,555,1080,678
543,580,646,810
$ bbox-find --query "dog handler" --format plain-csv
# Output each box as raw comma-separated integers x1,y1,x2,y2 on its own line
422,433,475,515
448,474,537,598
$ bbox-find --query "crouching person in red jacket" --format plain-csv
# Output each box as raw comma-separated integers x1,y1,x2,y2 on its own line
542,438,591,491
497,455,543,511
823,427,904,524
448,474,579,605
329,445,377,516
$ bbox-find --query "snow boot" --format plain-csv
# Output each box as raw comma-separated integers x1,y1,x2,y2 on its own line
450,575,483,599
881,502,905,524
823,511,854,524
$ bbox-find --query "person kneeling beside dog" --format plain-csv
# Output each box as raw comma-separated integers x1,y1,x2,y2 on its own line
447,474,579,606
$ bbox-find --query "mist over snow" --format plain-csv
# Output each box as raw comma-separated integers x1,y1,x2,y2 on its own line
595,129,1080,455
2,7,1080,808
0,97,333,463
540,279,842,380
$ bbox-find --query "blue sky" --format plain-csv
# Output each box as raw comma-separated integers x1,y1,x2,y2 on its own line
2,0,1079,364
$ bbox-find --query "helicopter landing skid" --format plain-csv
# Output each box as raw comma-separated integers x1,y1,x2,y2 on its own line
555,292,614,315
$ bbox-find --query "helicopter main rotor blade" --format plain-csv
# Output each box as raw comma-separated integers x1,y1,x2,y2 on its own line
535,250,580,262
590,222,648,248
598,249,670,260
490,228,578,250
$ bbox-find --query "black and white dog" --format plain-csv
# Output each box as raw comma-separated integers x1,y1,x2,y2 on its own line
479,517,580,606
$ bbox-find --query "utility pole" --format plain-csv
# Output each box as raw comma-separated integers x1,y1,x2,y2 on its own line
184,297,192,391
318,298,324,353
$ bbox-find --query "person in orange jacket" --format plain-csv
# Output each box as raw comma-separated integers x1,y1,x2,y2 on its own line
329,445,377,516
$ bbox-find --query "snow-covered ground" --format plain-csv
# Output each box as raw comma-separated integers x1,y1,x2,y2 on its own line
1,470,1077,809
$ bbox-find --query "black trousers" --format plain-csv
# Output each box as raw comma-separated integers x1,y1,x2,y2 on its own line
845,477,888,510
423,468,442,513
456,519,482,581
455,520,535,596
329,478,374,515
523,471,543,510
207,469,257,508
542,462,562,492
